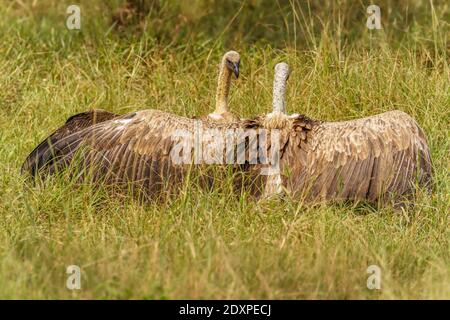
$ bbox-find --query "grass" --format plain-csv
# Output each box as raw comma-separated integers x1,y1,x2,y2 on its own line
0,0,449,299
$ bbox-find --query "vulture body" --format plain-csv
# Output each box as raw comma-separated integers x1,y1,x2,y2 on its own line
257,63,433,203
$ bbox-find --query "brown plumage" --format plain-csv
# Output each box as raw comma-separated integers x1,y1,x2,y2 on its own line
286,111,432,203
22,61,433,205
21,109,118,176
22,109,260,200
21,51,242,199
250,62,433,204
255,109,433,204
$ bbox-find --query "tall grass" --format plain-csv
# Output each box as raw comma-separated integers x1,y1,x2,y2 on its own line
0,0,448,299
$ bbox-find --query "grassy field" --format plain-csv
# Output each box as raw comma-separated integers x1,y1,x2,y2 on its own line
0,0,449,299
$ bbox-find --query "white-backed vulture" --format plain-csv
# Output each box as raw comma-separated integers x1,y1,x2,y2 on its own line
22,60,432,205
255,63,433,204
22,51,241,178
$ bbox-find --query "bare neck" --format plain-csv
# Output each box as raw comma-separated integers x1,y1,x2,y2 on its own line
272,74,287,114
215,59,232,114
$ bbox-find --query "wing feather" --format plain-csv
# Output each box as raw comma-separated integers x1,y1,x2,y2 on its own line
21,109,118,175
28,109,257,199
284,110,433,202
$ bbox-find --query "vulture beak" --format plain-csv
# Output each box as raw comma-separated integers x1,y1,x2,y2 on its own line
233,62,240,78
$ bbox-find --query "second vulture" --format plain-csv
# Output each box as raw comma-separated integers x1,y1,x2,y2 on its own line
254,63,433,204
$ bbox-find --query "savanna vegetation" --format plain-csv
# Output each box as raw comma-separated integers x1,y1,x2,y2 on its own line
0,0,448,299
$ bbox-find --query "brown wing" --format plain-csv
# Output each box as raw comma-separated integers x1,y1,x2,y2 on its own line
21,109,118,176
33,109,252,200
283,110,433,203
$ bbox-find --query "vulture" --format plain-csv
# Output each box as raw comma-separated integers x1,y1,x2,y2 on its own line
22,51,241,177
17,55,262,202
254,63,433,204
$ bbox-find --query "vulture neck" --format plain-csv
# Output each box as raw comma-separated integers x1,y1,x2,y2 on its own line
272,70,287,114
214,58,233,115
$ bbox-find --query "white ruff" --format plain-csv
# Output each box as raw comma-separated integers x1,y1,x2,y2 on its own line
208,113,223,120
266,111,284,118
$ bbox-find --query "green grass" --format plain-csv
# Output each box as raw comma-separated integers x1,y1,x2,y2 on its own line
0,0,449,299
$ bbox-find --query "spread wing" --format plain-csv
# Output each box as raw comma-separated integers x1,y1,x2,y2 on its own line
29,109,253,199
21,109,119,176
283,111,433,202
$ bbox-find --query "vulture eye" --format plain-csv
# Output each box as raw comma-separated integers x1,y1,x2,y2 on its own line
226,59,240,78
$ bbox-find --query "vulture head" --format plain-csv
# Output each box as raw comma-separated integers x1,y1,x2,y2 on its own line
223,50,240,78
